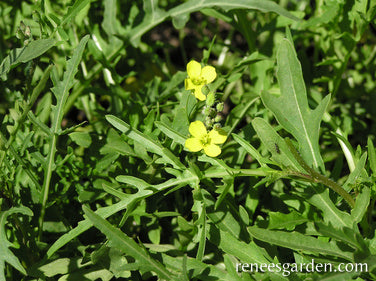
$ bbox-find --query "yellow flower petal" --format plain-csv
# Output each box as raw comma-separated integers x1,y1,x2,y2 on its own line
201,66,216,83
208,129,227,144
204,144,221,157
187,60,201,78
185,78,195,90
185,138,203,152
189,121,207,138
194,86,206,101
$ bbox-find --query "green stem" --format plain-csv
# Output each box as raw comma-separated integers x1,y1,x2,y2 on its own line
38,133,57,240
285,138,355,208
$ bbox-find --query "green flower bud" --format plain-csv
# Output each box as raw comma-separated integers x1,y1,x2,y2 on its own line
25,26,31,37
16,28,24,40
202,106,211,116
216,102,224,112
213,123,222,130
214,115,222,122
205,116,214,127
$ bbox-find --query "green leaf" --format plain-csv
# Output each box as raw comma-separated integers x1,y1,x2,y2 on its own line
232,133,270,167
0,39,55,79
91,246,131,278
214,177,234,210
58,266,113,281
351,186,370,224
330,130,356,172
160,254,236,281
106,115,186,169
226,96,259,136
102,0,126,36
314,222,369,253
222,255,244,281
29,257,88,278
100,128,137,157
195,194,207,261
47,185,153,258
367,137,376,175
343,152,367,192
302,1,340,27
208,227,271,264
116,169,199,192
129,0,300,46
203,189,249,242
83,206,176,281
252,117,304,171
155,121,187,145
0,207,33,281
248,226,353,261
296,184,354,228
39,35,89,238
268,210,308,230
69,131,92,148
261,39,330,171
171,107,190,136
54,0,92,32
50,36,90,127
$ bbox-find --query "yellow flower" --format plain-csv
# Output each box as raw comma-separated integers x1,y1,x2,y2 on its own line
185,121,227,157
185,60,216,101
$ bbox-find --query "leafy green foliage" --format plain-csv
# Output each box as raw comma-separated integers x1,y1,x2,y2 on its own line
1,0,376,280
0,207,33,281
0,39,55,79
261,39,330,171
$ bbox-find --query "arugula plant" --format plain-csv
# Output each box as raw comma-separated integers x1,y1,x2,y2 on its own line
0,0,376,280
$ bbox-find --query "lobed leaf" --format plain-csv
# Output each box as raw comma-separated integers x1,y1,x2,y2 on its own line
0,39,55,79
252,117,304,171
130,0,300,46
155,121,187,145
0,207,33,281
248,226,354,261
83,206,176,280
351,186,371,224
261,39,330,171
106,115,186,169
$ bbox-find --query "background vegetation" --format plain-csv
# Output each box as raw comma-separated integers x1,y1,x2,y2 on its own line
1,0,376,280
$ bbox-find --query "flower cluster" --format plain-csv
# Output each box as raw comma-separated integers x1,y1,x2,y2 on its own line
184,60,227,157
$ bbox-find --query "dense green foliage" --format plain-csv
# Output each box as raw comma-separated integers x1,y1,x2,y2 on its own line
1,0,376,280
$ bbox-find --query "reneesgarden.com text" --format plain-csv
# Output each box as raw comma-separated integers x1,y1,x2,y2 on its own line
236,260,368,277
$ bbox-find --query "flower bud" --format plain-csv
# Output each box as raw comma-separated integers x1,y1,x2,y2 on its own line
216,102,224,112
205,117,214,127
214,115,222,122
202,106,211,116
25,26,31,37
213,123,222,130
